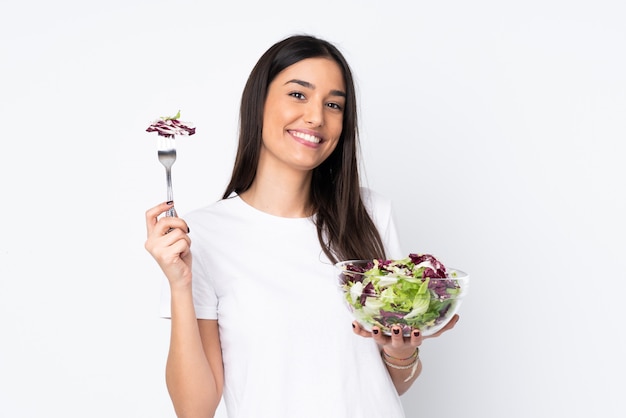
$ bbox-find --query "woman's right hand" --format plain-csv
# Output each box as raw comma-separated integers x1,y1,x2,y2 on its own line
144,201,192,288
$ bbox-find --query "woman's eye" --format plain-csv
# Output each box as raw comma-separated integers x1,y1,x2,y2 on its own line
289,92,306,100
327,102,343,111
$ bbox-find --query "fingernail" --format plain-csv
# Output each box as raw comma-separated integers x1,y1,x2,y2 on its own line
166,201,173,205
393,328,400,335
373,329,379,335
413,330,420,337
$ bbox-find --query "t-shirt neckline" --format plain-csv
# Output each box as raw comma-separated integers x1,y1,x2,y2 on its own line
230,193,315,222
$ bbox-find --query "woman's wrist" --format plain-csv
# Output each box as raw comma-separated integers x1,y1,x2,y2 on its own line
381,347,419,364
381,347,420,383
382,347,419,362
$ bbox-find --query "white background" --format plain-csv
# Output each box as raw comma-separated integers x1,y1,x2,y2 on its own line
1,0,624,417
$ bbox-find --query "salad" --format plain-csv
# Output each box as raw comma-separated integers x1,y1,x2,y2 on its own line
146,110,196,137
337,253,465,336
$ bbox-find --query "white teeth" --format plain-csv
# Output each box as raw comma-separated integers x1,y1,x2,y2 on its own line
292,131,321,144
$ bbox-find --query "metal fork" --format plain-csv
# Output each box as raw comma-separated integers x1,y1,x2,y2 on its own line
157,136,177,217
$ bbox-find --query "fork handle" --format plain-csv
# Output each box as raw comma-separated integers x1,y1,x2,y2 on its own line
165,167,177,217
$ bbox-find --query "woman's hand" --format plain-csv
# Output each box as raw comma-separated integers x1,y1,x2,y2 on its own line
352,315,460,394
144,201,192,288
351,314,460,359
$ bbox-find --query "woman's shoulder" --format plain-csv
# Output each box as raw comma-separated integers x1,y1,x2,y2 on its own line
182,195,243,222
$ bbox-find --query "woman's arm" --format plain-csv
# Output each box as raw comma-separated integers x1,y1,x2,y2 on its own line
166,289,223,417
145,202,224,417
352,314,459,395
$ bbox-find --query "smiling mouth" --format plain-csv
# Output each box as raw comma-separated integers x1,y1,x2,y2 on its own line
291,131,322,144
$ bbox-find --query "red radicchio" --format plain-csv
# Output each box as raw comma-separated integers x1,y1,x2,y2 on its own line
146,110,196,138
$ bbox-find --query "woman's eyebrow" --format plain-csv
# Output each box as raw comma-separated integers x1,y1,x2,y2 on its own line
285,79,346,97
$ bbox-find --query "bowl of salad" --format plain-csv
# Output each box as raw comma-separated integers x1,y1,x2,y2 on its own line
336,253,469,337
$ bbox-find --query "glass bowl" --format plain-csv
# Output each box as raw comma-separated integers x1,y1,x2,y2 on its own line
336,259,469,337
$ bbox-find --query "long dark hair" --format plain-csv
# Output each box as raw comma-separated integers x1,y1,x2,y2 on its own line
223,34,386,264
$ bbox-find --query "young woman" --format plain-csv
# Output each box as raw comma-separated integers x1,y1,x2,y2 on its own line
145,34,459,418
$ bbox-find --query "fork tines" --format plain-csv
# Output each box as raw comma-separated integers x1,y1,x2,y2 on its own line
157,135,176,154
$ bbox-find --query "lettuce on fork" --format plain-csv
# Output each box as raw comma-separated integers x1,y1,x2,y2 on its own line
146,110,196,138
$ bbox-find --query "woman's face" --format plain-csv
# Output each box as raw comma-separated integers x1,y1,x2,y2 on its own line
260,57,346,174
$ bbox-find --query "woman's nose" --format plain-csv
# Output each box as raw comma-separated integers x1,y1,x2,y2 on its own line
303,102,324,127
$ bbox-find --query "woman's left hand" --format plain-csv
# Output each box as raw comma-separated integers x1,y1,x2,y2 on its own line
351,314,460,358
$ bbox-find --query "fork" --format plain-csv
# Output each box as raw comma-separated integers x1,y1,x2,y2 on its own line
157,136,177,217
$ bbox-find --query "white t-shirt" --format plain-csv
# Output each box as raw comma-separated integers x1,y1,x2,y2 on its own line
160,188,406,418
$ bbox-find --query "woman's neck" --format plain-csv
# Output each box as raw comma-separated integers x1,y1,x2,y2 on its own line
239,165,313,218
